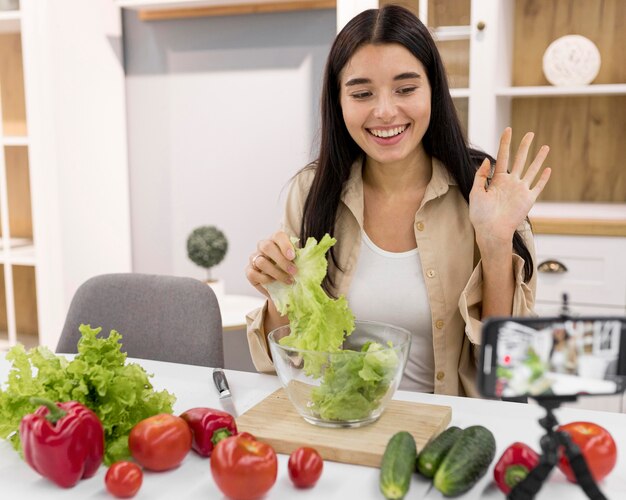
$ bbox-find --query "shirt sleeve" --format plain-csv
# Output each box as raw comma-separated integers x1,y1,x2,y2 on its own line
245,301,276,374
458,221,537,346
245,168,315,373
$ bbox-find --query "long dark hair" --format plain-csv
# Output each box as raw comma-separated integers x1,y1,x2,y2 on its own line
301,5,534,291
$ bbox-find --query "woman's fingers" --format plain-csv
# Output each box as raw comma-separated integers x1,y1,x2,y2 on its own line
494,127,512,174
246,231,297,287
272,231,296,263
259,232,297,274
522,145,550,186
531,167,552,197
510,132,534,177
472,157,492,191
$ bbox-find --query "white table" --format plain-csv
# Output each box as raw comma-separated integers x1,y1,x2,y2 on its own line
1,357,625,499
217,294,264,331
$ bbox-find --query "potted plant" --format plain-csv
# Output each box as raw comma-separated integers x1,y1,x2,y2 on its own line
187,225,228,297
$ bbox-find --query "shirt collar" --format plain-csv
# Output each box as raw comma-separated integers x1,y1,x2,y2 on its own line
340,156,457,226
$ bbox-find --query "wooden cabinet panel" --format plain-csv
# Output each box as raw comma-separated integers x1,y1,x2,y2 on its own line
5,146,33,239
513,0,626,86
512,96,626,203
0,33,26,136
428,0,469,26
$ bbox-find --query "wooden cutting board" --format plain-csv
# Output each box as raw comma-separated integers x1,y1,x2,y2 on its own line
236,388,451,467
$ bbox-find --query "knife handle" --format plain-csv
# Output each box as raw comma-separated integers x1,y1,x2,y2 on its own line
213,368,230,394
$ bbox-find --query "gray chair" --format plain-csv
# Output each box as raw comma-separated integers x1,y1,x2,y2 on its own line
56,273,224,367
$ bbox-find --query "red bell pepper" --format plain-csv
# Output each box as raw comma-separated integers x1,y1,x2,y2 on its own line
180,407,237,457
19,398,104,488
493,442,540,494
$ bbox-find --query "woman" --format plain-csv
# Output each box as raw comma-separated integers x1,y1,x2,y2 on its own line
244,5,551,397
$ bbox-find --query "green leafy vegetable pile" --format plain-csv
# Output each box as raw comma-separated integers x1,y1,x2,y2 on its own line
265,234,399,421
0,325,175,464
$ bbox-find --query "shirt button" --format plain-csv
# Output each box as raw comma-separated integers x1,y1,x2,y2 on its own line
426,269,436,278
435,320,444,329
436,371,445,381
416,222,425,231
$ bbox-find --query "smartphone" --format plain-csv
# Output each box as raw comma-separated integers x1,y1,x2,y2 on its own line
478,316,626,400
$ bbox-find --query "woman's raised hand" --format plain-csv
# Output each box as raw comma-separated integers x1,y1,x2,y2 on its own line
245,231,298,299
469,127,551,247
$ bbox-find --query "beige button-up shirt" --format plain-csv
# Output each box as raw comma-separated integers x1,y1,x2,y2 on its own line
246,158,537,397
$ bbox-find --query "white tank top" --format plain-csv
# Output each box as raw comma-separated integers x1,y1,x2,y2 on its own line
346,231,434,393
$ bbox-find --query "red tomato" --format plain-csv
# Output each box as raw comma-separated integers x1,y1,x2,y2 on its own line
210,434,277,500
129,413,192,471
105,461,143,498
237,431,256,441
557,421,617,483
288,447,324,488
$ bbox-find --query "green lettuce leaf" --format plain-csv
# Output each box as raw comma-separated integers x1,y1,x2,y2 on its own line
311,342,399,421
265,234,355,356
0,325,175,464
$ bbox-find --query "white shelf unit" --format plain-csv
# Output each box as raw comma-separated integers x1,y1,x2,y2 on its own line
0,10,29,350
0,0,133,352
0,10,20,34
431,25,471,42
449,88,470,99
496,83,626,98
2,135,28,146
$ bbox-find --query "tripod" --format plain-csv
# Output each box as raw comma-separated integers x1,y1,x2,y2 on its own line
508,398,607,500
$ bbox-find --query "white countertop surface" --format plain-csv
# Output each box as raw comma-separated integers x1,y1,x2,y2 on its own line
1,356,625,499
216,293,264,330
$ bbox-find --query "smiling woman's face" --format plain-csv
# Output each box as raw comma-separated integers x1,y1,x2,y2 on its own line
339,43,432,166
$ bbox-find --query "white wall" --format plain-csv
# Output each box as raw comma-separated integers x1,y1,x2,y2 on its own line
123,9,336,295
22,0,132,347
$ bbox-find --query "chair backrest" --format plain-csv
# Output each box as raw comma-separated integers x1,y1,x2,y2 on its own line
56,273,224,367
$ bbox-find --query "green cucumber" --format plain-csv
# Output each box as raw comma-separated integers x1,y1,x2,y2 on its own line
433,425,496,497
379,431,417,500
416,426,463,478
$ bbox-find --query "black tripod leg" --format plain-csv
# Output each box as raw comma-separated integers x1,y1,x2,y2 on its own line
509,433,559,500
560,434,608,500
508,461,554,500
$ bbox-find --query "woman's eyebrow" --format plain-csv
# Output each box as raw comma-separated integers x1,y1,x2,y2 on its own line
345,77,370,87
344,72,421,87
394,72,421,81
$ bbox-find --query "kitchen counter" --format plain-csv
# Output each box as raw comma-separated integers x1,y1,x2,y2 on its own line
1,356,625,499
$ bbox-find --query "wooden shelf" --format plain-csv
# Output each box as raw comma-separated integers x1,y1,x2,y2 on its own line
0,10,20,34
529,203,626,237
497,84,626,98
118,0,335,21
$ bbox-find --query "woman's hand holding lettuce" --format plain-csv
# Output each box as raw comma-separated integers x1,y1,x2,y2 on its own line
265,234,354,354
264,234,399,420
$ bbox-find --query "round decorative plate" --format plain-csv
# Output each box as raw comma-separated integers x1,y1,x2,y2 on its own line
542,35,601,86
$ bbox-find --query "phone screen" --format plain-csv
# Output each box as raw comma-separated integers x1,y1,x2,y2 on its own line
479,317,626,399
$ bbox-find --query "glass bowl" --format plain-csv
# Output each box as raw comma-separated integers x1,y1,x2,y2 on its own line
268,320,411,428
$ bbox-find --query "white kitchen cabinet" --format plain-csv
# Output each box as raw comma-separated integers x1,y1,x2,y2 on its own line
533,234,626,314
0,0,132,352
